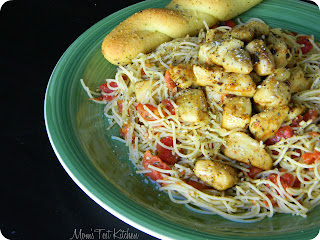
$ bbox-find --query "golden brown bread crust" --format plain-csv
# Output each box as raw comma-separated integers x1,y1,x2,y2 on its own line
102,0,263,65
166,0,263,21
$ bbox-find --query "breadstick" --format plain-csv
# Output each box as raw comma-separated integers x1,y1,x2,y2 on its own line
101,0,263,66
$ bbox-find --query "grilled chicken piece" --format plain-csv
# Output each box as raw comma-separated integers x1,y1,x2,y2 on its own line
224,132,273,170
246,39,275,76
249,106,289,141
199,38,253,74
266,31,292,68
287,67,312,93
194,159,238,191
231,20,270,42
193,65,256,97
271,67,291,82
222,96,252,130
253,77,291,109
167,63,196,89
135,80,156,103
175,88,208,122
205,28,230,42
205,86,226,108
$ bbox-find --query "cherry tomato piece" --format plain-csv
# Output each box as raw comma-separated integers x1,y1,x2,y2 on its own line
162,99,175,115
265,126,293,145
142,150,171,181
303,109,318,122
296,36,313,54
223,19,236,28
302,151,320,164
247,166,263,179
156,136,179,165
164,70,177,93
136,103,160,121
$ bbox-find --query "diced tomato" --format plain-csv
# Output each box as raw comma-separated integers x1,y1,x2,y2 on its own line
99,82,118,101
282,172,300,188
136,103,160,121
290,115,303,128
309,132,320,137
291,149,302,159
119,123,134,143
265,126,294,145
292,177,301,188
290,110,318,128
156,136,179,165
99,82,118,93
223,19,236,28
184,179,207,190
101,95,116,101
141,68,146,76
267,172,300,190
161,99,175,115
142,150,171,181
303,109,318,122
278,126,294,139
247,166,263,179
262,193,277,207
164,70,177,93
280,173,296,189
117,100,123,114
267,173,278,186
271,150,279,156
302,150,320,164
296,36,313,54
210,24,219,29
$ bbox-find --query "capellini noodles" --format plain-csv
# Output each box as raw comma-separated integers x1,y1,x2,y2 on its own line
82,18,320,222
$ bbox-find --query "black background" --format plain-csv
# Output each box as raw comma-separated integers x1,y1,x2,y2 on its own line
1,1,318,240
1,0,156,239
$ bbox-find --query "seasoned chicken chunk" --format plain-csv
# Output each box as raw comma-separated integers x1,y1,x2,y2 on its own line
199,39,243,66
134,80,156,103
271,67,291,82
194,159,238,191
199,39,253,74
205,28,229,42
253,77,291,109
250,71,262,84
222,96,252,130
287,67,312,93
193,65,256,97
193,64,224,86
231,20,270,42
176,88,208,122
249,106,289,141
266,32,292,68
223,48,253,74
285,104,306,122
207,73,256,97
205,86,226,107
167,63,196,89
246,39,275,76
224,132,273,170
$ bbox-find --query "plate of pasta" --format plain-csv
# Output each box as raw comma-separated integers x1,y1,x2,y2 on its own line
45,0,320,239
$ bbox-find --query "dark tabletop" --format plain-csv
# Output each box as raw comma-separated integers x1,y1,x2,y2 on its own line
1,1,317,240
1,0,156,239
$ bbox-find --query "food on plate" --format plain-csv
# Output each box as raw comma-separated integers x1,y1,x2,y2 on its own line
101,0,263,65
83,18,320,222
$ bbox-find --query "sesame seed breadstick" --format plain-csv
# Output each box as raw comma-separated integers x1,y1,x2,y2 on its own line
101,0,263,65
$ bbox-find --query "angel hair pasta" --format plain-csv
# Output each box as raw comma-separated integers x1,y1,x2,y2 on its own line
82,18,320,222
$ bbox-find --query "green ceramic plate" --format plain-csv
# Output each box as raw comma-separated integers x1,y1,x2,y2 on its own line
45,0,320,239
